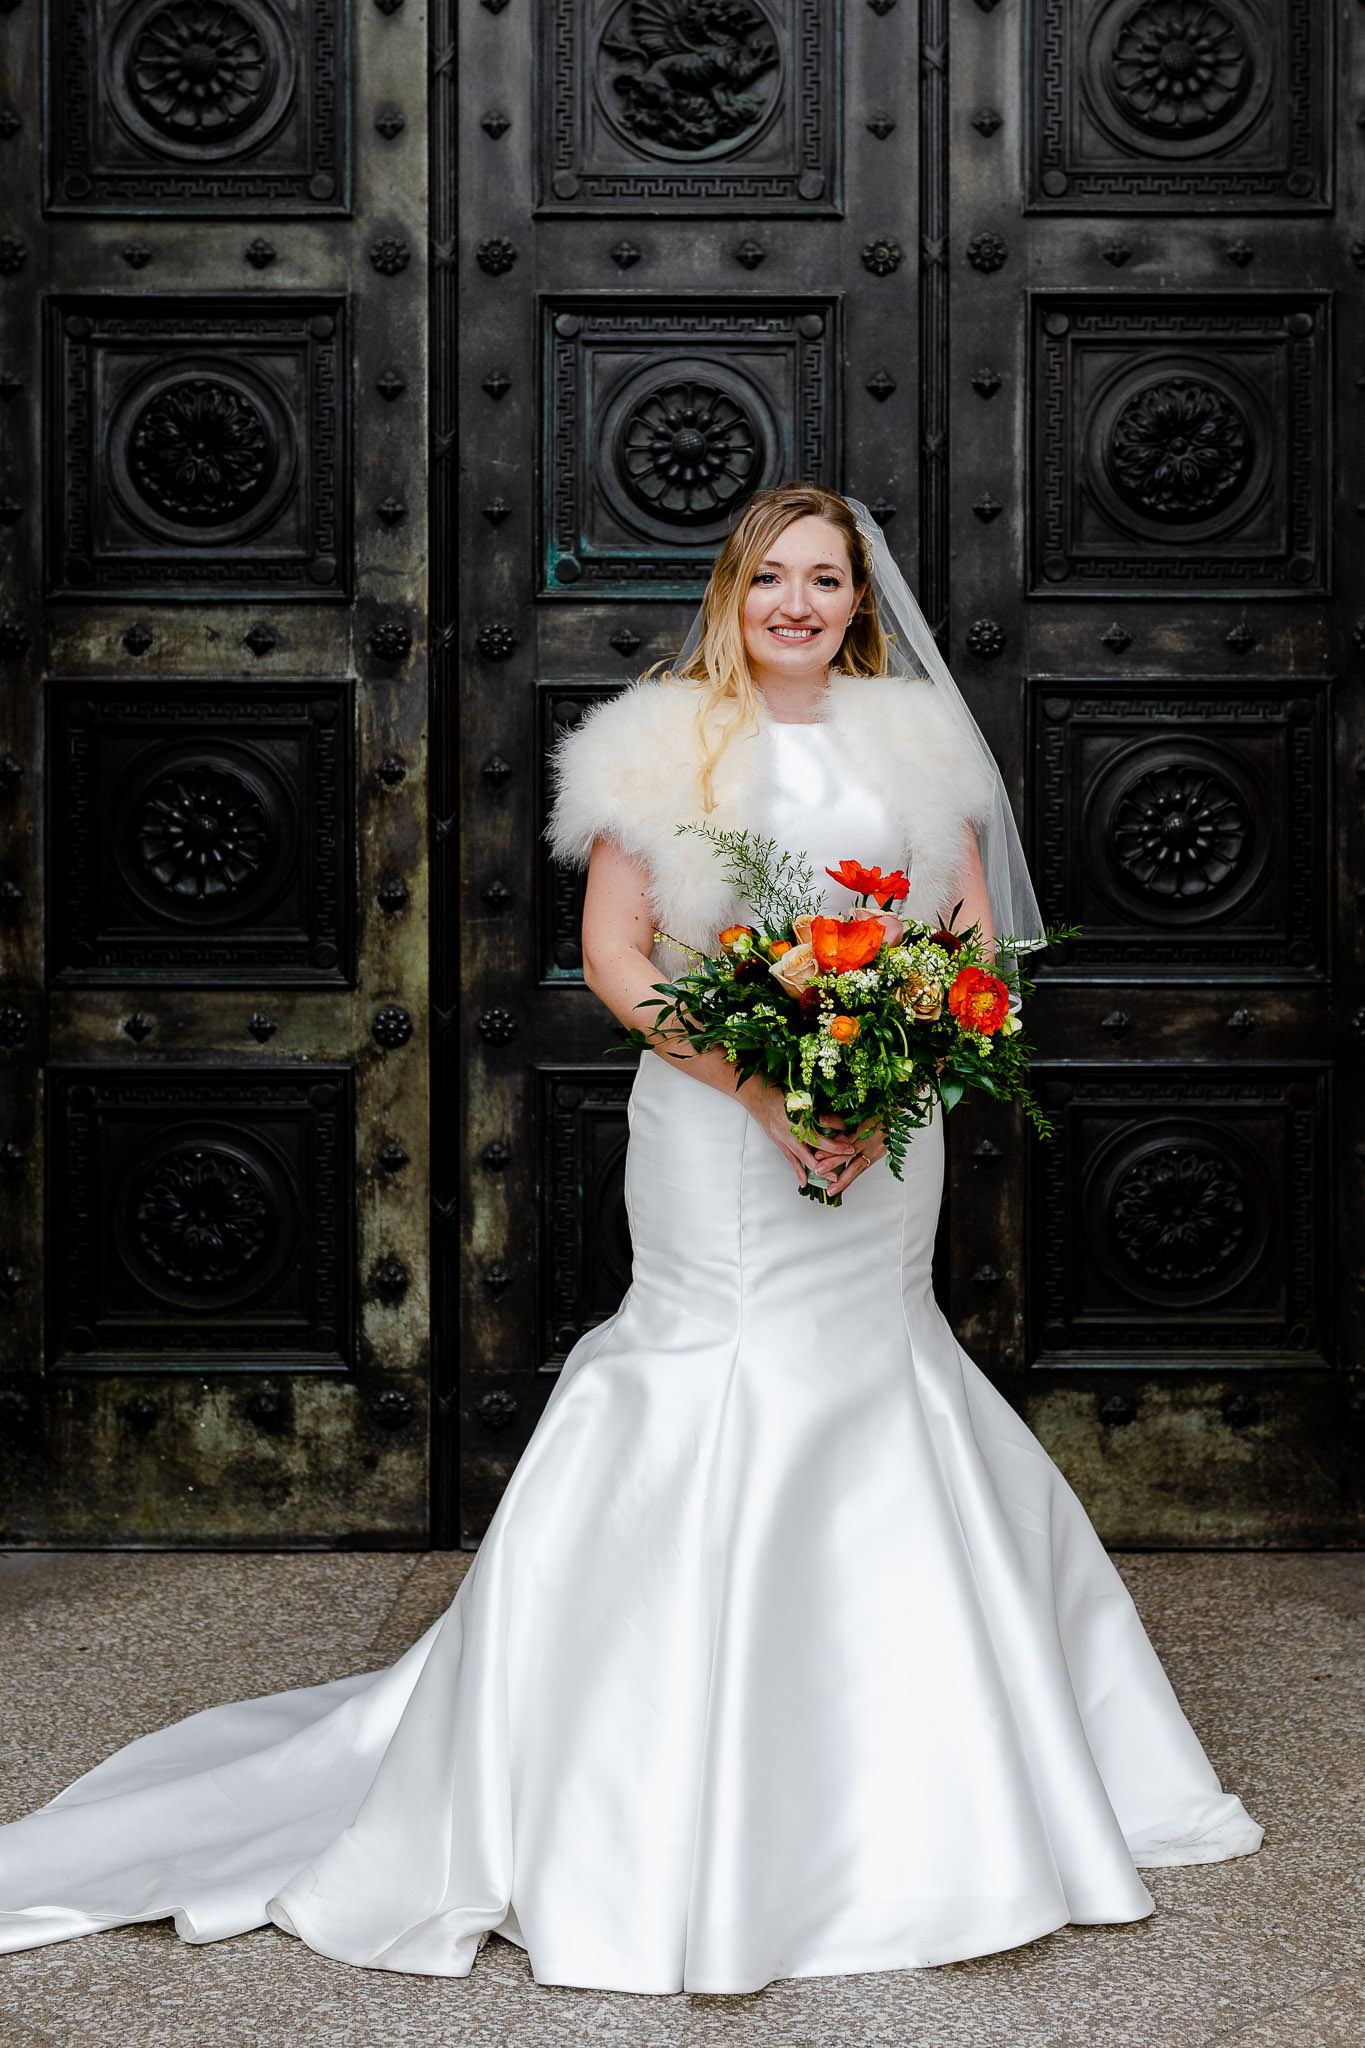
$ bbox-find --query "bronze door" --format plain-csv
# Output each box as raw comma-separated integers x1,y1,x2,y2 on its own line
0,0,431,1542
949,0,1357,1544
442,1,1361,1549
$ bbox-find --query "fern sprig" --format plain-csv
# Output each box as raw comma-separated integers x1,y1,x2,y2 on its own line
675,822,819,936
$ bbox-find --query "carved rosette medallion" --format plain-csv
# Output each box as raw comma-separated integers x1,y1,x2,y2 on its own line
104,355,299,553
126,2,274,141
110,0,298,164
111,740,298,935
1108,378,1250,522
595,0,783,161
133,1144,271,1289
1107,762,1249,904
1107,1,1250,138
1109,1142,1250,1286
1078,0,1274,171
128,378,274,527
616,379,758,524
134,763,270,902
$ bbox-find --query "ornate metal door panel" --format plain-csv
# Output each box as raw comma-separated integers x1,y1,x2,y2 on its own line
949,0,1359,1543
441,0,1361,1550
0,1,430,1542
439,0,920,1542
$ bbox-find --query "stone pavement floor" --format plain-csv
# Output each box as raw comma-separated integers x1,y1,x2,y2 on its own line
0,1550,1360,2048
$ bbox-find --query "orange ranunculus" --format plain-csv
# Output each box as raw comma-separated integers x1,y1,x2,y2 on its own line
810,914,885,973
824,860,911,906
769,940,820,996
948,965,1010,1035
769,939,793,958
828,1014,860,1043
718,924,756,956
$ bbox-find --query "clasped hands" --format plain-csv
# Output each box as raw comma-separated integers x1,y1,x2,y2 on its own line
740,1077,886,1198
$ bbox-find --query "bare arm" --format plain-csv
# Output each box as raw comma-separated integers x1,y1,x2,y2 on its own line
580,836,858,1188
953,826,995,958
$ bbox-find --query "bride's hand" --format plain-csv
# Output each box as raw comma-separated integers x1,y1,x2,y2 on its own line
812,1112,886,1198
738,1079,861,1189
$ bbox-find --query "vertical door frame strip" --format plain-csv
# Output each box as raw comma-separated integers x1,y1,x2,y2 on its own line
918,0,950,641
429,0,459,1546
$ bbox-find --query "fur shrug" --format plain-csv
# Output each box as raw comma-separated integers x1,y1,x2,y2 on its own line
545,672,996,956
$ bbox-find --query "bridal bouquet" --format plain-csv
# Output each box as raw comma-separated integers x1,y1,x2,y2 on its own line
616,826,1066,1205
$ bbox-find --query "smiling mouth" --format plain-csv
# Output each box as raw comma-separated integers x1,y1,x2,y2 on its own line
769,625,821,641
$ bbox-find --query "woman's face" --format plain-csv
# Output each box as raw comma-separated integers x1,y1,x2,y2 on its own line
740,515,861,680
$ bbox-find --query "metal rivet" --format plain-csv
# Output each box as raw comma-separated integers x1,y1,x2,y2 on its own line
476,1388,518,1430
372,1257,410,1305
372,1006,414,1049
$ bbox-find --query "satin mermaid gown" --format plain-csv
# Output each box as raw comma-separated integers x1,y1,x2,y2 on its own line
0,721,1261,1995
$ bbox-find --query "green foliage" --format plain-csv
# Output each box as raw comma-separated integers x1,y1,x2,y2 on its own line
675,822,819,935
612,833,1078,1205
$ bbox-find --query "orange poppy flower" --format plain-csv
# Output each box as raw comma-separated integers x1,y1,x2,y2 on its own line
947,965,1010,1035
810,915,885,973
824,860,911,905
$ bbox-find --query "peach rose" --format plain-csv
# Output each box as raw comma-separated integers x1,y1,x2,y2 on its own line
792,913,816,945
769,940,820,996
898,974,943,1022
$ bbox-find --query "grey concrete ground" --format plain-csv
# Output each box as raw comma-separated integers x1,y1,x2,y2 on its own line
0,1549,1360,2048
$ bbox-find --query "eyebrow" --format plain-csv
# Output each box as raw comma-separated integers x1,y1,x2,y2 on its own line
755,559,846,573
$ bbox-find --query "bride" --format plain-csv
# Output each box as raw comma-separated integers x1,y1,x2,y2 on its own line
0,485,1261,1996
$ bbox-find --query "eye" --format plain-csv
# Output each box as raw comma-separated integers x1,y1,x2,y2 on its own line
751,570,779,585
815,575,842,589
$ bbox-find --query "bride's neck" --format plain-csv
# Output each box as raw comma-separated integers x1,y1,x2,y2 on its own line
754,667,832,724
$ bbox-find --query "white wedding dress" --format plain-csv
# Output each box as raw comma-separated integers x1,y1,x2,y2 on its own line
0,722,1261,1995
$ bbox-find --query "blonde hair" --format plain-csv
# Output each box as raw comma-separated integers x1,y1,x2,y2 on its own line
658,484,889,813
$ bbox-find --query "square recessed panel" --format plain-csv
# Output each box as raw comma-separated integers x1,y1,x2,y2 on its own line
47,680,353,986
44,0,351,215
537,1065,636,1370
1029,293,1328,596
1029,1065,1329,1368
541,295,840,597
537,0,840,216
1026,0,1330,212
46,1065,354,1368
1030,681,1328,982
45,294,351,600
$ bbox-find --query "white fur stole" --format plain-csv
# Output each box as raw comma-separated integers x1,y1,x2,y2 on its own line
545,672,995,955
